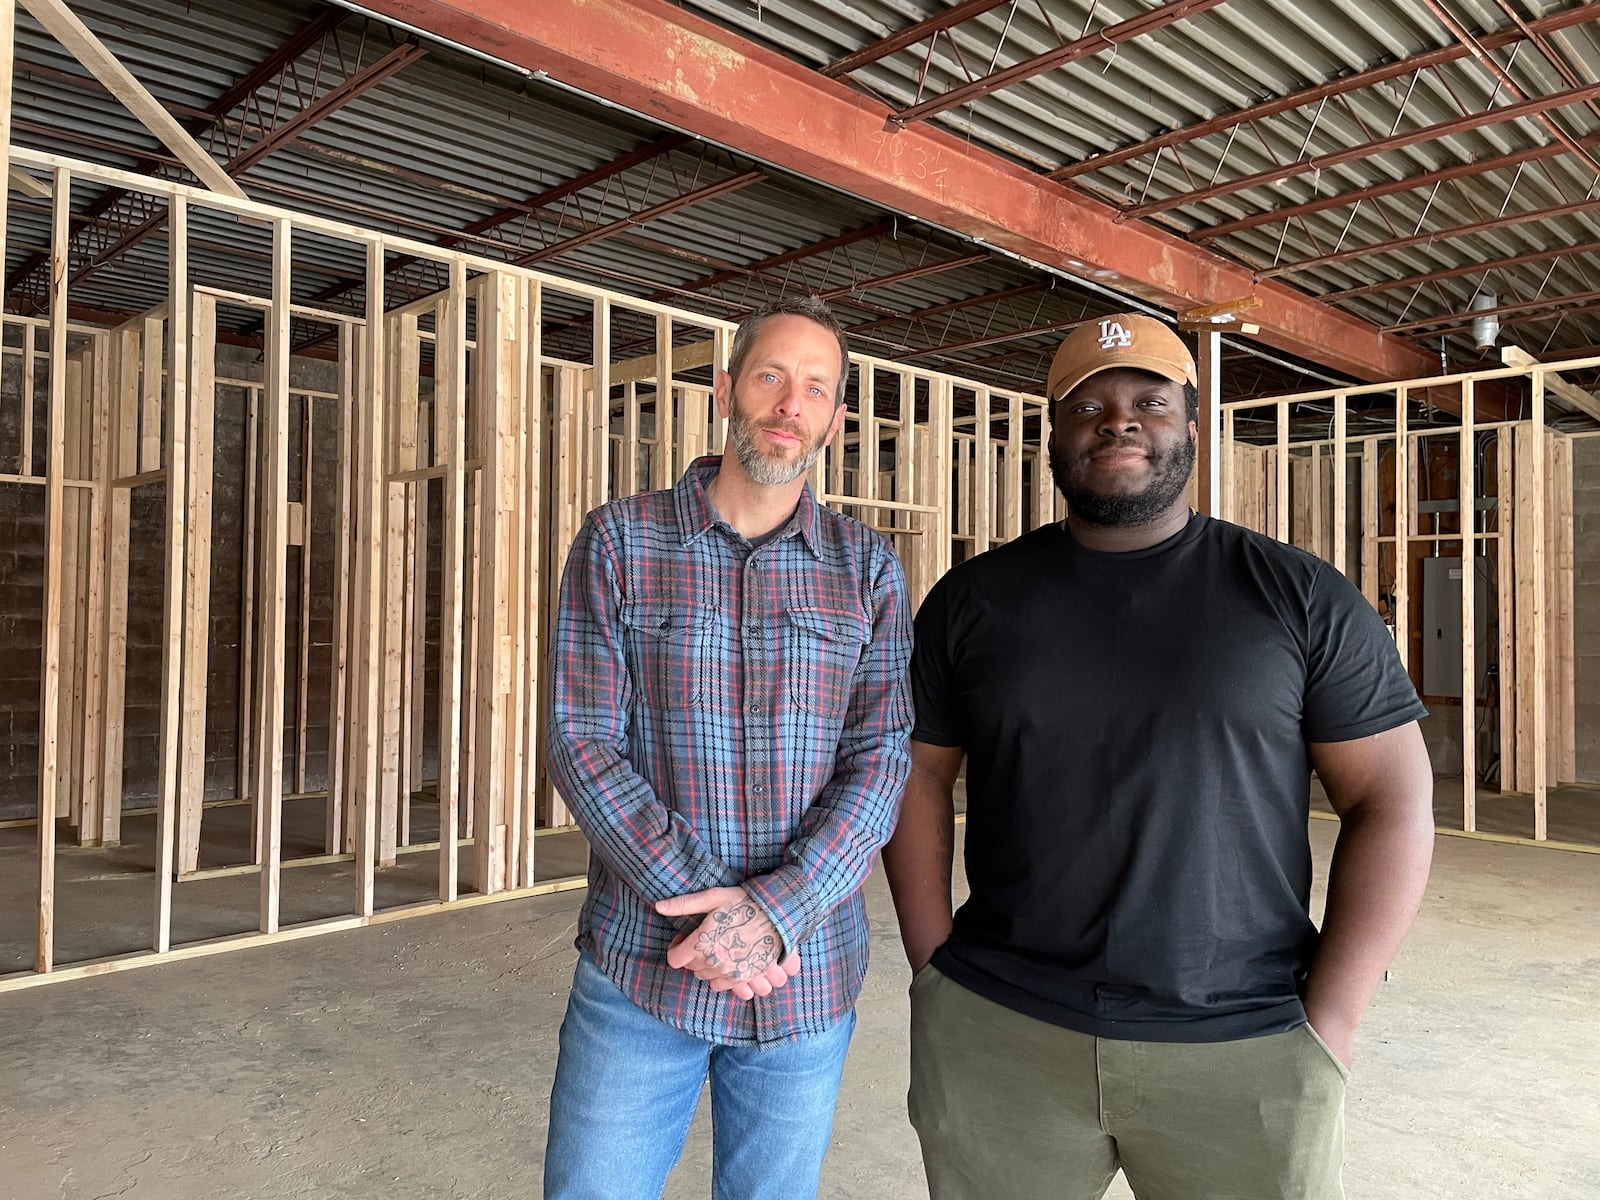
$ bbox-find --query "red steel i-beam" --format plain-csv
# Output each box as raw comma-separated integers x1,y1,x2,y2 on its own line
350,0,1435,383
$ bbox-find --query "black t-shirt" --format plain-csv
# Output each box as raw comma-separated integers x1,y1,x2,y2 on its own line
912,514,1426,1042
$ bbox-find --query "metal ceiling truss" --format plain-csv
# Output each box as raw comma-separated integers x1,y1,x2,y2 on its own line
6,10,424,311
307,136,763,314
858,282,1071,360
1118,76,1600,222
864,0,1231,128
1322,237,1600,302
1052,3,1600,186
1258,190,1600,280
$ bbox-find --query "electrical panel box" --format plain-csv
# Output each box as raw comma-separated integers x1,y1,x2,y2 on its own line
1421,556,1492,698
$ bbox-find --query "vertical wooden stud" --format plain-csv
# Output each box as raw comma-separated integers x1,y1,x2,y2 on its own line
1459,382,1475,832
1497,427,1515,792
295,402,313,796
1394,390,1410,673
153,194,189,952
100,326,139,847
37,168,71,970
254,219,293,934
326,325,355,855
353,246,387,918
238,387,258,809
437,260,468,900
177,291,217,873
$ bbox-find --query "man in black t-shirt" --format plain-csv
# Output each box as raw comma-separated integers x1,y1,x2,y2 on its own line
882,313,1434,1199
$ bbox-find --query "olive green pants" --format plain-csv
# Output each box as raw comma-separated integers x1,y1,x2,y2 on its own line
907,966,1348,1200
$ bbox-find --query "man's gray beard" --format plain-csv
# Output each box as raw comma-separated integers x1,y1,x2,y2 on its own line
1050,435,1196,526
728,402,829,486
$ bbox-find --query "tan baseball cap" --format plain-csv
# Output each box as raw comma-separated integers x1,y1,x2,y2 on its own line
1047,313,1197,401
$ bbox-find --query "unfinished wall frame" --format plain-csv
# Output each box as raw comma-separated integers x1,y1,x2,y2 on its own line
1222,360,1585,846
2,146,1058,989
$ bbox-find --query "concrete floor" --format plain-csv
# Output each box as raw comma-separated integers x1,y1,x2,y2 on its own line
2,821,1598,1199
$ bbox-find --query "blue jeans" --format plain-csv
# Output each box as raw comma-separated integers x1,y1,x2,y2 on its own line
543,955,857,1200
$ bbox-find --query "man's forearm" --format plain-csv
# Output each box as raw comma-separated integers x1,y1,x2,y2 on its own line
1303,803,1434,1038
881,769,956,970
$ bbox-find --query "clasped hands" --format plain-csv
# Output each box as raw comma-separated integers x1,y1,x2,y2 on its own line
656,886,800,1001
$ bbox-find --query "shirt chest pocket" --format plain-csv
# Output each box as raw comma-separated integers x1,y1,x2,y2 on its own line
619,601,716,709
783,607,870,717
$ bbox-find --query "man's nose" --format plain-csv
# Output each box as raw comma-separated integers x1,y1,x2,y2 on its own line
1098,406,1140,436
773,381,804,416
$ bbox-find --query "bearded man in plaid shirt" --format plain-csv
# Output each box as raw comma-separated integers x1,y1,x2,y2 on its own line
543,297,914,1200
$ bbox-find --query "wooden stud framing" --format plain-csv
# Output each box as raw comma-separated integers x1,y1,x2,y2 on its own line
152,194,188,952
176,291,217,874
353,245,386,918
99,324,139,847
1546,430,1575,788
78,334,110,845
254,219,293,934
1460,381,1476,832
326,326,356,855
20,0,247,200
238,387,258,813
520,278,544,883
1394,389,1410,672
972,389,992,555
3,147,1211,986
1529,374,1547,838
1332,392,1348,579
36,168,70,970
652,312,673,490
1221,355,1587,844
1498,427,1516,792
295,402,314,795
380,311,418,863
472,271,521,895
436,260,468,900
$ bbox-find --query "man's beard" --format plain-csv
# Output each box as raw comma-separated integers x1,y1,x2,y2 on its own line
726,392,831,486
1050,433,1196,527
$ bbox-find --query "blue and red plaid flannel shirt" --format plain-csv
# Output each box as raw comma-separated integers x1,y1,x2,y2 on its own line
547,456,914,1046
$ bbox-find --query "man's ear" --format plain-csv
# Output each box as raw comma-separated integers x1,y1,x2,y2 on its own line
714,368,731,419
823,401,847,447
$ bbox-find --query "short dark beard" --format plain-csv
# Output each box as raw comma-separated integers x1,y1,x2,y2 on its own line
726,389,830,486
1050,434,1196,527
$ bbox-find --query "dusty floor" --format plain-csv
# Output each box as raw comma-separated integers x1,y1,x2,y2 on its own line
2,820,1598,1199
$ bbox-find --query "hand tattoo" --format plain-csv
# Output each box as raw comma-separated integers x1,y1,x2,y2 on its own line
693,902,778,982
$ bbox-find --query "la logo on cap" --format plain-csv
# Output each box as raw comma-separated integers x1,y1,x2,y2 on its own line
1096,319,1132,350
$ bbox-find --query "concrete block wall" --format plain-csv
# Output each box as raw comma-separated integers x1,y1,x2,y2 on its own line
0,344,353,821
1,349,51,819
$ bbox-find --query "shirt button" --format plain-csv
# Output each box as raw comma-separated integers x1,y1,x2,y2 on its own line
748,702,762,715
752,785,766,796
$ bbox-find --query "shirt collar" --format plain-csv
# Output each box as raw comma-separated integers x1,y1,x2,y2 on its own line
674,455,824,559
